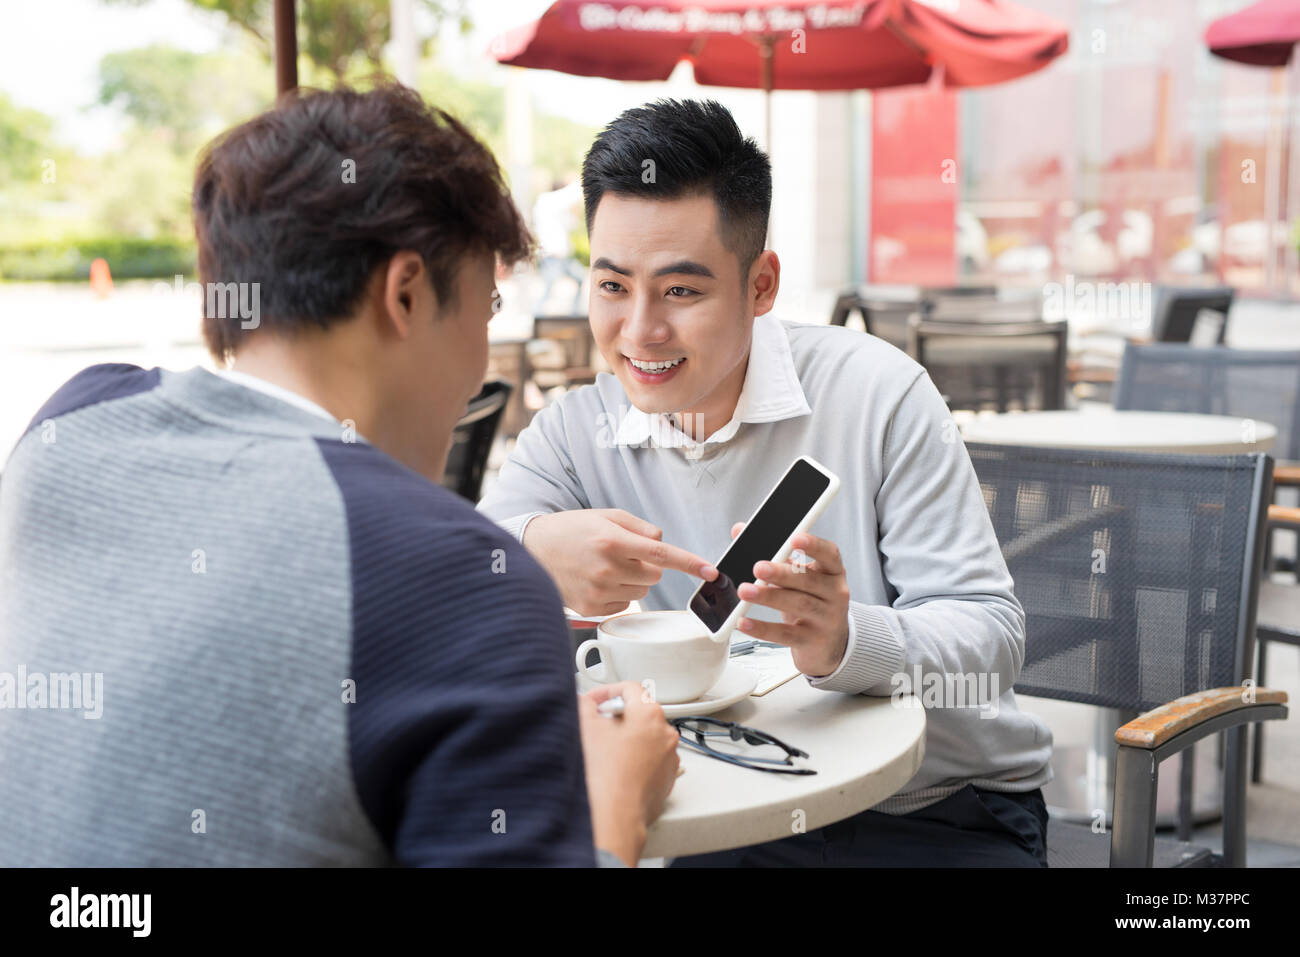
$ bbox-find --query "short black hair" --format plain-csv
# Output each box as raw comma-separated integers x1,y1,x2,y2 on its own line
580,99,771,275
193,84,532,362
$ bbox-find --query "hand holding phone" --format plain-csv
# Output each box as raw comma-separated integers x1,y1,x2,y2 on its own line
688,456,840,643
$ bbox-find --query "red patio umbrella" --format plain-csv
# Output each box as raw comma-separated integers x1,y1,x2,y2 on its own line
490,0,1069,145
1206,0,1300,66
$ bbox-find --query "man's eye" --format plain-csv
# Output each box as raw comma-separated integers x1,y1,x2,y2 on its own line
667,286,697,298
599,281,624,293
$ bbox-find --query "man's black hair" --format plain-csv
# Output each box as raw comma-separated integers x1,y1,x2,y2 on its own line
581,99,771,275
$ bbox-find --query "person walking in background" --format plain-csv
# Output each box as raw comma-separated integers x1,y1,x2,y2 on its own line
532,176,587,315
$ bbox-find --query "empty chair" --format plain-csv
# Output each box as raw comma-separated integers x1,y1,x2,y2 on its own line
966,442,1287,866
1115,342,1300,782
441,380,512,503
828,290,919,350
910,319,1067,413
921,286,1042,324
1149,286,1234,344
1114,342,1300,462
532,314,599,390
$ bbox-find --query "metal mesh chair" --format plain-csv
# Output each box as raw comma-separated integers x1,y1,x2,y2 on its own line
441,380,511,503
1114,342,1300,461
910,319,1067,413
1114,342,1300,782
532,314,599,388
828,286,1038,351
966,442,1287,866
828,291,917,351
1150,286,1234,344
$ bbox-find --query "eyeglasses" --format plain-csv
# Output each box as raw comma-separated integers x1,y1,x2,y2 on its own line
669,716,816,775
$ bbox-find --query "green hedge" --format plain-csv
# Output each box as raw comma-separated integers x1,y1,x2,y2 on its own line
0,238,195,281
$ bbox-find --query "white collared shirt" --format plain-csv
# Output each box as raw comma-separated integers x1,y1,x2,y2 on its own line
610,312,812,452
210,368,338,424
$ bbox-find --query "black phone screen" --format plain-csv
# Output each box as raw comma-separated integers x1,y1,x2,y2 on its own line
689,459,831,633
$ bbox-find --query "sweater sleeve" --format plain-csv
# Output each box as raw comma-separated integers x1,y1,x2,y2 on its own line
477,398,591,540
318,439,598,866
808,371,1026,700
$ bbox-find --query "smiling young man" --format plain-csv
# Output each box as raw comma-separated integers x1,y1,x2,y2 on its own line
477,98,1055,867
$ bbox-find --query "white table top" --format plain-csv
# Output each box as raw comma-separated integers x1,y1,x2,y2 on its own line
958,409,1276,455
644,678,926,859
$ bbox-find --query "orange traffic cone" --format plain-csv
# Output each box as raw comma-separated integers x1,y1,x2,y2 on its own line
89,258,113,298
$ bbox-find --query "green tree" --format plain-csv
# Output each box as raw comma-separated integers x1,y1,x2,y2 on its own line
0,93,54,188
98,45,273,153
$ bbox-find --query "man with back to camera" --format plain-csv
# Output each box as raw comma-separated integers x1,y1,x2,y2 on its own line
476,98,1056,867
0,84,678,867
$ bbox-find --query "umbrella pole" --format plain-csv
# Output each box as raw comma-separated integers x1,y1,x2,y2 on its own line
1266,66,1284,291
760,35,774,153
274,0,298,96
1287,54,1299,291
760,35,774,248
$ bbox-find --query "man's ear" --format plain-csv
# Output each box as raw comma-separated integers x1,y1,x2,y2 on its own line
750,250,780,317
381,251,433,338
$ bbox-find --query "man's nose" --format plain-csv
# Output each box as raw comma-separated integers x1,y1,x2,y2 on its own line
623,294,671,348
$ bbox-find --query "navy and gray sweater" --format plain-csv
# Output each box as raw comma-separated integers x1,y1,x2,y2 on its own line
0,364,598,866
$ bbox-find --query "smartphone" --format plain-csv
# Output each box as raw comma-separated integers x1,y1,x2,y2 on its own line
688,455,840,641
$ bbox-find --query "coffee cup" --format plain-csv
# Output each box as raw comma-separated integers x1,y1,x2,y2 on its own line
575,610,728,705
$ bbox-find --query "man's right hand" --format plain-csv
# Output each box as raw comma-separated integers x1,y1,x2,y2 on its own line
577,681,680,867
523,509,717,617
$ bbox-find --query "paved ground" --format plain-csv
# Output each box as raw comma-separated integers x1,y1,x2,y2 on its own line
3,280,1297,866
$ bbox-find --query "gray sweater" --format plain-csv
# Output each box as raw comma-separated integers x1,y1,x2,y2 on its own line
479,318,1054,814
0,364,605,865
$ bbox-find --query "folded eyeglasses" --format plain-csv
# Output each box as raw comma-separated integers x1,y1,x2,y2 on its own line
669,716,816,775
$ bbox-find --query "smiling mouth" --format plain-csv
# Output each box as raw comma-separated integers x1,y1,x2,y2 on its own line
626,356,686,373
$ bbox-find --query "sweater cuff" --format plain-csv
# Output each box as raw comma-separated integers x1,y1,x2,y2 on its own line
497,511,547,543
806,600,906,695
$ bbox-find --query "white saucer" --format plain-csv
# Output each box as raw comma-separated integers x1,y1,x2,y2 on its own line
576,662,759,718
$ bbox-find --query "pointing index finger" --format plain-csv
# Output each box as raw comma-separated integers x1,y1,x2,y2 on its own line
617,527,717,580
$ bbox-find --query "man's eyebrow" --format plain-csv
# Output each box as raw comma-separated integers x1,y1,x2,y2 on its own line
591,257,631,276
590,257,717,280
652,260,715,280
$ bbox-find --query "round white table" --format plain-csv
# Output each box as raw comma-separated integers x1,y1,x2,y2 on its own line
643,678,926,860
958,409,1276,455
956,406,1274,830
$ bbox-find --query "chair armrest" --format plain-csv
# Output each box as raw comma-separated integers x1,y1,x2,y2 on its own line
1269,504,1300,529
1111,686,1288,867
1116,686,1289,749
1273,463,1300,487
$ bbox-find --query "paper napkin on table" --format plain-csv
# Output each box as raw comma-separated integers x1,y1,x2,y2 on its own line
730,640,801,696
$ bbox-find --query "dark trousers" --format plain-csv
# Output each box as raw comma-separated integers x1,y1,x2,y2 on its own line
669,785,1049,867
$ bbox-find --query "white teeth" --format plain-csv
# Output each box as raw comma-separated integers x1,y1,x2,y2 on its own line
629,357,684,372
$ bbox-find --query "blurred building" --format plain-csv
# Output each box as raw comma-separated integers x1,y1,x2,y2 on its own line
858,0,1299,297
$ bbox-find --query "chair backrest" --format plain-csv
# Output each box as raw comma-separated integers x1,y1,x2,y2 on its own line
1150,286,1234,344
910,319,1067,413
1114,342,1300,462
829,288,922,348
966,442,1271,711
441,380,512,502
533,314,593,369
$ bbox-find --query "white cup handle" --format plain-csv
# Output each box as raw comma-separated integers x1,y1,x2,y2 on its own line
575,638,614,681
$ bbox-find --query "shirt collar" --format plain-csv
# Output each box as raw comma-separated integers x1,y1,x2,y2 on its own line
209,368,339,425
612,313,811,450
